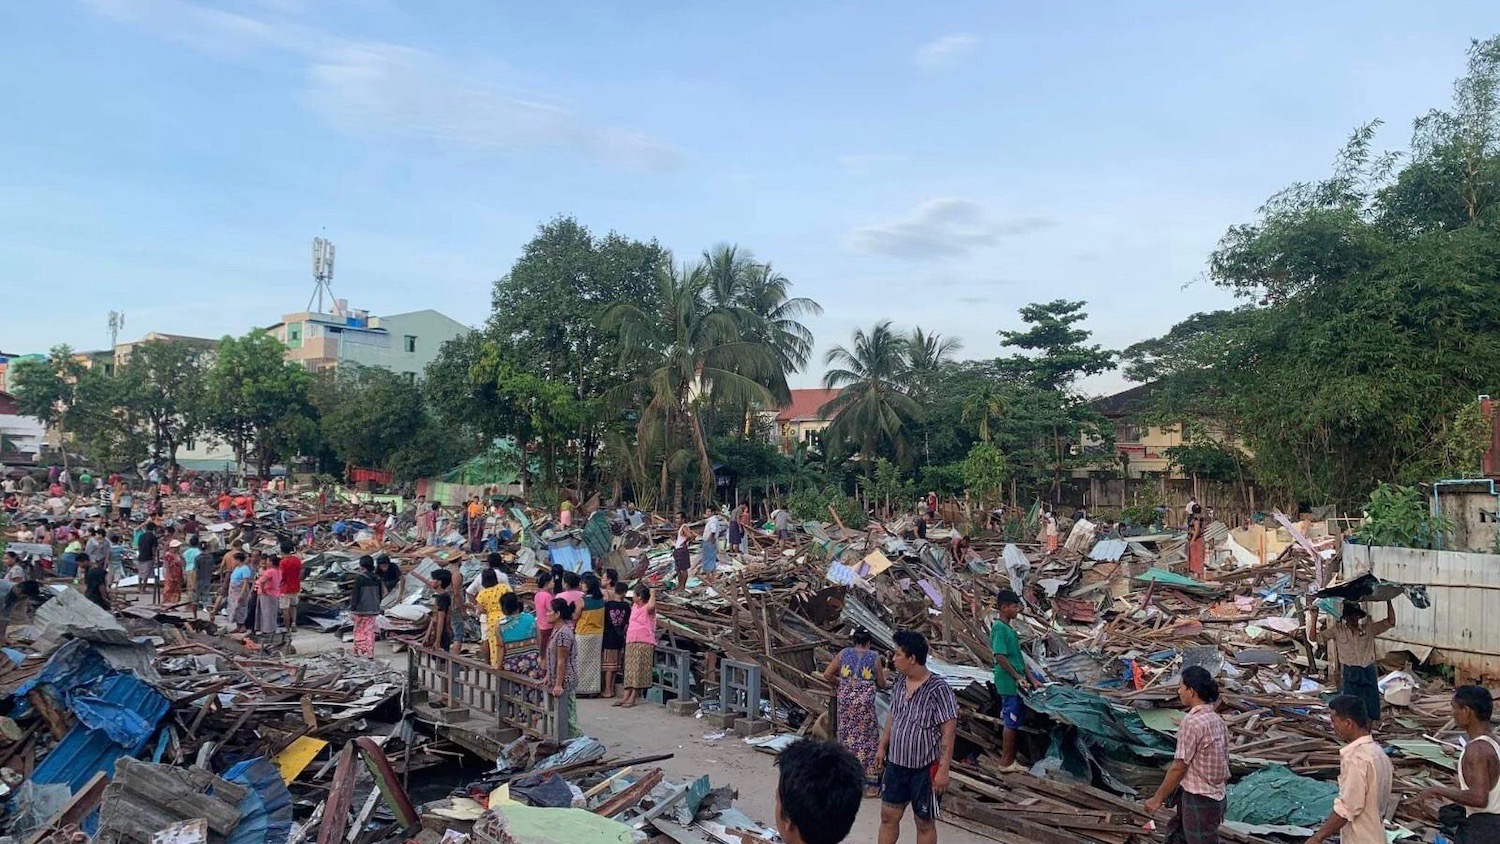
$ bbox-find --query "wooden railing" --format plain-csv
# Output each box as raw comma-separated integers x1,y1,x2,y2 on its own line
407,643,566,742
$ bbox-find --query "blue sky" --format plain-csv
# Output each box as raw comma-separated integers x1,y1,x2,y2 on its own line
3,1,1497,393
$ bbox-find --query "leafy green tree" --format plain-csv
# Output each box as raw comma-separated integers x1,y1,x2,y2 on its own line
117,339,210,469
67,366,149,470
998,300,1115,391
820,321,923,469
312,365,427,474
205,331,315,477
960,442,1011,507
1356,484,1452,549
10,346,83,465
1130,37,1500,506
487,216,668,489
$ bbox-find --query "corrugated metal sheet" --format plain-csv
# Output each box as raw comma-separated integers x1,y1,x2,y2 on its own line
1347,542,1500,678
31,674,169,793
224,757,295,844
545,542,593,573
1088,538,1128,562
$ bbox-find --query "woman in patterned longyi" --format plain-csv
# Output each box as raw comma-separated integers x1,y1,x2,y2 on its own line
822,628,889,798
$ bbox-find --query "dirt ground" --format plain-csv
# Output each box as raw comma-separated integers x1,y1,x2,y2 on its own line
575,696,995,844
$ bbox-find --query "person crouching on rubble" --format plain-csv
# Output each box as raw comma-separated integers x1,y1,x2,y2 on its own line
1310,599,1395,727
0,579,43,643
1143,665,1229,844
80,553,109,611
776,739,863,844
1420,685,1500,843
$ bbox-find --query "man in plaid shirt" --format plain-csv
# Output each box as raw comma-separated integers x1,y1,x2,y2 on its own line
1144,666,1229,844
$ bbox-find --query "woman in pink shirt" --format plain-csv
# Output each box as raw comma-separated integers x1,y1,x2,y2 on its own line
253,556,281,635
617,586,658,708
534,571,555,656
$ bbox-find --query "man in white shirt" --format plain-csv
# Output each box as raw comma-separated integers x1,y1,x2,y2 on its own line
700,508,726,579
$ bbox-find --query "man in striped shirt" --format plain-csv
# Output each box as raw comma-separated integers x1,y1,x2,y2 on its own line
1144,665,1229,844
877,630,958,844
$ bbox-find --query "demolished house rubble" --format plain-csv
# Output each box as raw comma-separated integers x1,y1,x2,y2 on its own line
0,480,1484,843
581,504,1471,842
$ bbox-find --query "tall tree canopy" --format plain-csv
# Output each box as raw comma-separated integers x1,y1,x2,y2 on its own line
1124,36,1500,505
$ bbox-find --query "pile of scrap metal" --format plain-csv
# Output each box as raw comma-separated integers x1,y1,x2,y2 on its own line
591,508,1463,841
0,595,447,844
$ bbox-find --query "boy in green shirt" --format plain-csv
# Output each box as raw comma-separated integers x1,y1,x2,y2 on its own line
990,589,1033,773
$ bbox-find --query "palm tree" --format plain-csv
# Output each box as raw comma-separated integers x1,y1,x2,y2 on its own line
905,327,963,398
961,382,1008,443
604,262,779,506
820,321,923,469
740,262,822,388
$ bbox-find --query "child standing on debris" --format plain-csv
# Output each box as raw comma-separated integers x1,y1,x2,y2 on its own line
545,597,581,737
602,582,630,699
990,590,1034,774
425,568,455,651
351,555,383,657
822,628,887,797
617,586,657,708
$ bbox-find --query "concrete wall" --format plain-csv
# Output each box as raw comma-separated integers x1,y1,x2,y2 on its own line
1343,541,1500,679
361,310,471,377
1433,481,1500,553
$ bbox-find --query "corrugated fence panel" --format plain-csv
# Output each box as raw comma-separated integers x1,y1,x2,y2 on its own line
1344,543,1500,678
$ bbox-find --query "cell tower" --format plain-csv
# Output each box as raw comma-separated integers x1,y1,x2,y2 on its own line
107,310,125,347
308,236,340,315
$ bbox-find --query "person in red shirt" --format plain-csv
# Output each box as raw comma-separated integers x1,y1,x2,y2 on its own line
277,538,303,632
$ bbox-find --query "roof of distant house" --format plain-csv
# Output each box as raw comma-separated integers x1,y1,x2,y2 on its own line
775,388,843,423
1088,382,1159,417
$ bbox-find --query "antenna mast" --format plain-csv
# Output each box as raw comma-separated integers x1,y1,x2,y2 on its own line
308,237,339,314
107,310,125,348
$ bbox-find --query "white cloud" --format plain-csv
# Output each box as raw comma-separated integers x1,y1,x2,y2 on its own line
79,0,682,171
914,34,979,70
849,198,1054,260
